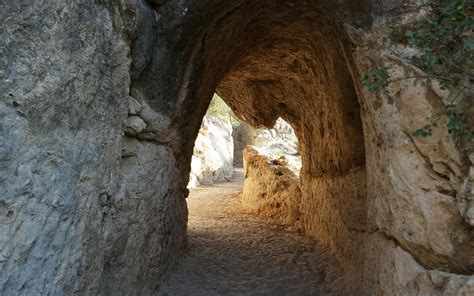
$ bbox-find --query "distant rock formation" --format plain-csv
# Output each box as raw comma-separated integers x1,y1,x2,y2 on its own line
233,118,301,172
188,115,234,187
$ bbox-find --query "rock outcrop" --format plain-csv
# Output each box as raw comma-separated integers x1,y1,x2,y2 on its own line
253,118,301,173
188,115,234,187
349,13,474,293
233,118,301,172
1,0,472,295
232,122,255,167
0,2,187,295
242,146,301,226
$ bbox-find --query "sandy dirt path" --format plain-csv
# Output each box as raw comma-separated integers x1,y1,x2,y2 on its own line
155,169,345,296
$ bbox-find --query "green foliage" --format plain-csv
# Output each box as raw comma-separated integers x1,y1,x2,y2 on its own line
405,0,474,89
206,94,242,125
445,105,474,139
362,67,390,93
207,94,232,116
362,0,474,140
412,105,474,139
412,124,434,137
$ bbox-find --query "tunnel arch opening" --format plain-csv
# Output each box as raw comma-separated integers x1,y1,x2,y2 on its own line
132,0,368,291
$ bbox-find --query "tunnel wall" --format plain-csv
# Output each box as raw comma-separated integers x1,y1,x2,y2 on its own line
347,11,474,293
212,3,368,288
0,0,472,295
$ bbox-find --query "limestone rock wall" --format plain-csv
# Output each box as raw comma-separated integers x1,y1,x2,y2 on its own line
345,7,474,294
188,115,234,187
0,1,187,295
1,0,472,295
242,146,302,226
233,118,301,172
253,118,301,174
232,122,255,167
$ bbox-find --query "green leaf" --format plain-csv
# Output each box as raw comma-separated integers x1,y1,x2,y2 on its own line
447,120,462,130
412,128,430,137
405,30,415,38
463,39,474,49
362,67,389,93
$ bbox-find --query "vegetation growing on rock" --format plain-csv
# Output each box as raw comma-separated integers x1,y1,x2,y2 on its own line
363,0,474,139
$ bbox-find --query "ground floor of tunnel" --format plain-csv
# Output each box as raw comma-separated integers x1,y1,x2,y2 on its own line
155,169,345,295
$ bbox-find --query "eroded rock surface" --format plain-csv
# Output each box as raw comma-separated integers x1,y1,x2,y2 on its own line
233,118,301,172
188,115,234,187
253,118,301,174
1,0,472,295
242,146,302,226
232,122,255,167
346,8,474,293
0,1,187,295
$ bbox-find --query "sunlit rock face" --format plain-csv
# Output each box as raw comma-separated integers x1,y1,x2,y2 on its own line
1,0,472,295
188,115,234,188
242,146,302,227
254,118,301,174
233,118,301,173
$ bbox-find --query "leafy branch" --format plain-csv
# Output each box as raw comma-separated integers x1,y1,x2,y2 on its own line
363,0,474,140
412,104,473,139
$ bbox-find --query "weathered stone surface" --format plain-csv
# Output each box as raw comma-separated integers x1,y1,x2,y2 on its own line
188,115,234,187
364,232,474,295
0,1,186,295
242,146,302,226
108,137,187,295
232,122,255,167
232,118,301,174
1,1,129,294
234,118,301,172
348,11,474,281
1,0,472,295
253,118,301,174
125,115,147,135
254,119,298,152
187,155,202,188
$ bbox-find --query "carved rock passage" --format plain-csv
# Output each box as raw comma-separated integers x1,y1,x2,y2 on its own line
0,0,473,295
158,169,345,295
210,5,368,290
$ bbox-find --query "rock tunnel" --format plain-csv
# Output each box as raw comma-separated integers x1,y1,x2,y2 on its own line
1,0,473,295
132,0,368,292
